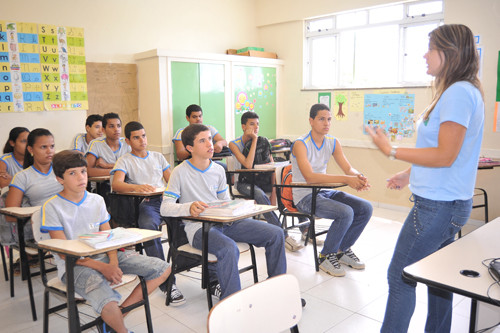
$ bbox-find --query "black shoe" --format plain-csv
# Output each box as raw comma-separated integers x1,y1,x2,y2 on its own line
210,283,222,299
166,284,186,306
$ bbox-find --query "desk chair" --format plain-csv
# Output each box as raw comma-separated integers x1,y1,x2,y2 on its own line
274,165,330,272
162,217,258,309
1,244,7,281
31,212,154,333
207,274,301,333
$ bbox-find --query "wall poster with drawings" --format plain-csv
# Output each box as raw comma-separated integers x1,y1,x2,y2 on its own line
363,94,415,142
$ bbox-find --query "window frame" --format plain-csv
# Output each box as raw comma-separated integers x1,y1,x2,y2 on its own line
303,0,444,90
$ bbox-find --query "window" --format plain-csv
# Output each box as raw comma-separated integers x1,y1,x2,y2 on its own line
304,0,443,89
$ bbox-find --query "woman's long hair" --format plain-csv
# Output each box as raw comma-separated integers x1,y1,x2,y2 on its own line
23,128,53,169
3,127,29,154
423,24,484,120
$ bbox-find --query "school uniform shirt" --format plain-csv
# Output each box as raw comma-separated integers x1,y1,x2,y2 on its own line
9,165,63,206
0,152,23,177
290,132,337,205
40,192,110,279
111,151,170,189
86,137,131,164
161,160,228,244
71,133,89,154
410,81,484,201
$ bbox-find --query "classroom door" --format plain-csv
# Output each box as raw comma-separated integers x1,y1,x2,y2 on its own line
233,66,276,139
171,62,225,138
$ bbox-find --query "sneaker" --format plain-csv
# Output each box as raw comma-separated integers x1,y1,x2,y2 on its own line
319,253,345,277
98,322,116,333
337,248,365,270
301,233,324,246
285,236,304,252
168,284,186,306
210,283,222,299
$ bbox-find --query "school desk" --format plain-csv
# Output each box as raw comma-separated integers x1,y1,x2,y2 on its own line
37,228,162,333
403,217,500,333
181,204,278,308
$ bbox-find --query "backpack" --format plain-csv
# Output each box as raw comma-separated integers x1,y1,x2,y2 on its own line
270,138,292,151
239,137,273,192
280,164,298,212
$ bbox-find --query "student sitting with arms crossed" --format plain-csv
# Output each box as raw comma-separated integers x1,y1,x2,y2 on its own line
111,121,185,305
71,114,103,154
160,124,286,300
229,111,304,252
0,127,29,189
40,150,171,333
172,104,228,165
291,104,373,277
86,112,130,177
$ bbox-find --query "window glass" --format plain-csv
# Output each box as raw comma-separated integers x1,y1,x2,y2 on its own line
408,1,443,16
307,18,333,33
336,11,367,29
402,23,439,83
310,36,336,87
369,4,403,24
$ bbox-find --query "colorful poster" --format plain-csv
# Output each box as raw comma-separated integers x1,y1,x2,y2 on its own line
333,90,349,120
0,20,87,113
363,94,415,141
495,51,500,132
318,92,331,109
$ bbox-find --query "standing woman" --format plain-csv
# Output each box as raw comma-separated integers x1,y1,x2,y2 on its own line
5,129,63,230
0,127,30,189
367,24,484,332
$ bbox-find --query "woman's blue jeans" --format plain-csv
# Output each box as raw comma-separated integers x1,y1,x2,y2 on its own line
381,194,472,333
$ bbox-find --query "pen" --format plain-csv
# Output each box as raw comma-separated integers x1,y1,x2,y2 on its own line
107,230,114,241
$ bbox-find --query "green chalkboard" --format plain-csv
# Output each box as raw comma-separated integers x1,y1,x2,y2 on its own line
171,62,225,140
233,66,276,139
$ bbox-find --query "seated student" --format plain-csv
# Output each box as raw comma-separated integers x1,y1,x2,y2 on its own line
86,112,130,177
40,150,170,333
71,114,103,154
172,104,228,163
0,127,29,189
229,111,304,252
111,121,185,305
6,129,63,231
160,124,286,300
291,104,373,277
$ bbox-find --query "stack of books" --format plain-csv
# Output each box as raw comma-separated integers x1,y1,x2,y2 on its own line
78,227,142,249
200,199,256,217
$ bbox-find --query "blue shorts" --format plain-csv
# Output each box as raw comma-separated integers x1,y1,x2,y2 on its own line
62,250,169,313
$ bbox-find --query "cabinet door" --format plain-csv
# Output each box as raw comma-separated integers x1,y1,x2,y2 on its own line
199,63,225,139
171,61,200,134
233,66,276,139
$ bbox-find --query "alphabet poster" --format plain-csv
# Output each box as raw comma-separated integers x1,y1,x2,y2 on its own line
0,21,88,113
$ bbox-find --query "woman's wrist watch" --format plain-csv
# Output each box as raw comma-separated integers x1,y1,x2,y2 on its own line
389,146,398,160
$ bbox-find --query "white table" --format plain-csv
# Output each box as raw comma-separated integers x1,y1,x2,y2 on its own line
403,217,500,332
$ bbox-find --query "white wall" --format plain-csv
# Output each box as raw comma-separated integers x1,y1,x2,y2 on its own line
1,0,261,150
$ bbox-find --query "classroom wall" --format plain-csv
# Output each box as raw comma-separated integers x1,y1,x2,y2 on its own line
256,0,500,219
1,0,260,150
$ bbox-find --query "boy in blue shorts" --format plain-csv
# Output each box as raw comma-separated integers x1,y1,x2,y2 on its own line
111,121,185,305
40,150,170,333
160,124,286,300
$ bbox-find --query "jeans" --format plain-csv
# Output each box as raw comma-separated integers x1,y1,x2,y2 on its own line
296,190,372,255
381,194,472,333
192,218,286,299
236,182,287,235
62,250,169,313
138,196,165,261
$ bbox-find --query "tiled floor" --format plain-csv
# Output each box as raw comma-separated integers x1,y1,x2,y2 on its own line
1,207,499,332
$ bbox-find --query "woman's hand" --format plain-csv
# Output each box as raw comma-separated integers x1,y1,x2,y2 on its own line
386,169,410,190
365,126,392,156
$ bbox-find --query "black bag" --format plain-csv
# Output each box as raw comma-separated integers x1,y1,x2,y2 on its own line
238,136,272,191
270,138,292,151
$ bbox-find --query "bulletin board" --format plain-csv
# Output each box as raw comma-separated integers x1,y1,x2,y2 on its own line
86,62,138,126
0,21,88,113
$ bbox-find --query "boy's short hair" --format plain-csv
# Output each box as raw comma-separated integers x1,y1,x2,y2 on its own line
182,124,209,149
241,111,259,125
85,114,103,128
186,104,203,117
124,121,144,139
102,112,121,128
53,150,87,178
309,103,330,119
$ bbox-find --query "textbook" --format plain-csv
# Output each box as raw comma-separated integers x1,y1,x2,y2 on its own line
200,199,256,217
78,227,142,249
254,161,290,169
